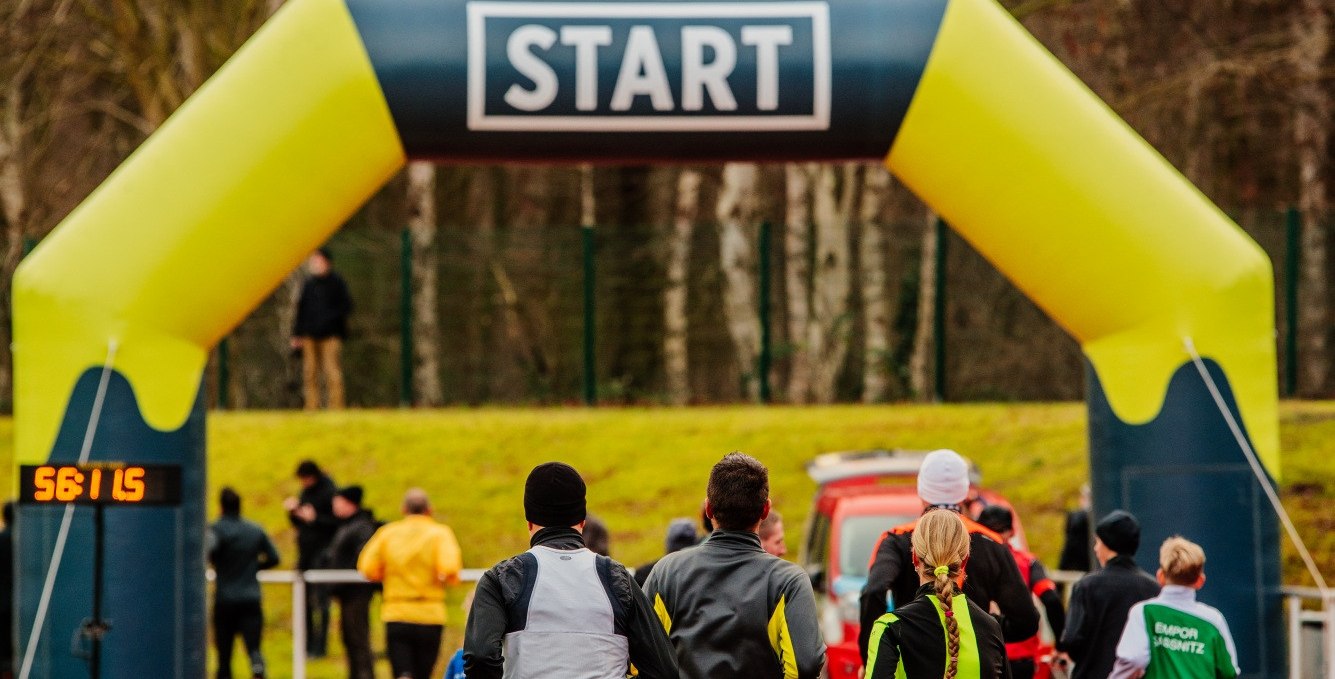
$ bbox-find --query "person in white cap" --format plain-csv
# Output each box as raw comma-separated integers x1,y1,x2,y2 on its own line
858,450,1040,665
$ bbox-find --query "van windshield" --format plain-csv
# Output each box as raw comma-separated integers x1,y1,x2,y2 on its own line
840,514,913,578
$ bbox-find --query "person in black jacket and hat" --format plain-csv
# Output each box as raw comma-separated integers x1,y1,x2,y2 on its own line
1057,510,1160,679
464,462,679,679
209,488,280,679
291,248,353,410
320,486,379,679
284,460,339,659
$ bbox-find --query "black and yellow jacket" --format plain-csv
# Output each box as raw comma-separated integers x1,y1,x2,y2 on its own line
864,584,1011,679
643,530,826,679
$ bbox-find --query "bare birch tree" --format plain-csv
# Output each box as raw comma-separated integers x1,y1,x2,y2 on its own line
784,163,815,403
860,164,893,403
1293,0,1330,395
664,168,701,404
716,163,762,400
807,164,859,403
407,161,444,405
909,210,939,401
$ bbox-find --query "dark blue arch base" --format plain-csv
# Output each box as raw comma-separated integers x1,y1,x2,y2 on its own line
1087,359,1283,678
16,369,206,679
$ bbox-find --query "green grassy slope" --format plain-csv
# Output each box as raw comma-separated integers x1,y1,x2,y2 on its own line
3,401,1332,677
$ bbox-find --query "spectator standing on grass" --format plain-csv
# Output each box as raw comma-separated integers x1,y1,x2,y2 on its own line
759,508,786,558
1058,510,1159,679
359,488,462,679
1110,537,1238,679
860,450,1039,663
291,248,353,410
320,485,380,679
284,460,339,658
463,462,679,679
1,501,14,679
977,505,1066,679
208,488,280,679
1059,485,1093,572
645,453,825,679
634,518,700,587
863,509,1010,679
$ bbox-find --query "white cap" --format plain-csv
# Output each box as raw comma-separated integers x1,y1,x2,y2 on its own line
917,449,970,506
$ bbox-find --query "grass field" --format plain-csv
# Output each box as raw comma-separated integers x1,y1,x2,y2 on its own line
4,401,1333,677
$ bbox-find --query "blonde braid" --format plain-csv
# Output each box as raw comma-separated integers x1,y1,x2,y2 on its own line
911,510,971,679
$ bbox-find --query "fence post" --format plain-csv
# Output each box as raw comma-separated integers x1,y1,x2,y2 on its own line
933,217,948,402
582,224,596,406
217,337,229,410
400,227,413,407
757,221,772,404
291,573,306,679
1284,206,1300,398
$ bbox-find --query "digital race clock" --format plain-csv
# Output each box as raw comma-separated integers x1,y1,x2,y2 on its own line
19,463,183,506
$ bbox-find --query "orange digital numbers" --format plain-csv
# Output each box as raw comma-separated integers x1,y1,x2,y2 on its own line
20,463,181,506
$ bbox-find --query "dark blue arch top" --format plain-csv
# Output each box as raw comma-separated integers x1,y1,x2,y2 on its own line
345,0,948,162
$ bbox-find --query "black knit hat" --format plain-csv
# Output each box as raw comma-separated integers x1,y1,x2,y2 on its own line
524,462,587,527
1095,509,1141,555
335,485,364,506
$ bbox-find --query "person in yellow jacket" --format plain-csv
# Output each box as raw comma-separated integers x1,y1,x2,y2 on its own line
358,488,463,679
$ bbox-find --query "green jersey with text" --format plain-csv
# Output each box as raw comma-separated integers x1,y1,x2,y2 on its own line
1114,585,1239,678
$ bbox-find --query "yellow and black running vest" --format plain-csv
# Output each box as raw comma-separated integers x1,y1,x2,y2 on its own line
863,584,1009,679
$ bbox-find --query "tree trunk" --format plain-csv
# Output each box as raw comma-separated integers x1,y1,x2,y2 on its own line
807,164,859,403
860,164,892,403
407,161,444,406
663,168,701,404
716,163,762,400
784,163,814,403
0,80,27,412
908,210,938,401
1293,0,1330,396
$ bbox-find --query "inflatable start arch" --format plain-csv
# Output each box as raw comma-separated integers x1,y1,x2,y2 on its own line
13,0,1282,675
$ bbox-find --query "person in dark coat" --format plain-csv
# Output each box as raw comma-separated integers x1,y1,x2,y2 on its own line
860,450,1039,663
1057,510,1160,679
1058,485,1093,572
284,460,338,658
1,501,14,679
291,248,353,410
209,488,280,679
320,486,379,679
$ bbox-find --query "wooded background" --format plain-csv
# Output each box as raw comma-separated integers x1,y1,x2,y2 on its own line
1,0,1330,409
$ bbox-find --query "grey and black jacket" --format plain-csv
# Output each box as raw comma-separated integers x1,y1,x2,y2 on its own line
643,530,826,679
463,527,679,679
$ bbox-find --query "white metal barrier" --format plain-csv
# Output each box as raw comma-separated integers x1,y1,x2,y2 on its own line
250,569,485,679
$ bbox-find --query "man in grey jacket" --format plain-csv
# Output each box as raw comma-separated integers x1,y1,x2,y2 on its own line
644,452,826,679
463,462,679,679
209,488,280,679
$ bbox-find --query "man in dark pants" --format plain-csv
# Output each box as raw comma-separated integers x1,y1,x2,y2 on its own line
284,460,338,658
1,502,14,679
320,486,379,679
859,449,1039,663
291,248,353,410
209,488,280,679
1057,510,1160,679
464,462,678,679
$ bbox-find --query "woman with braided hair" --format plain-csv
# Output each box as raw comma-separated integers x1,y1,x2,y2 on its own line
864,509,1011,679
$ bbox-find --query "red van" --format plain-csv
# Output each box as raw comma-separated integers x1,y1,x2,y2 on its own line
799,450,1031,679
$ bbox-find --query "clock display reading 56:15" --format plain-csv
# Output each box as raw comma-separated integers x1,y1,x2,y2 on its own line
19,464,182,506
